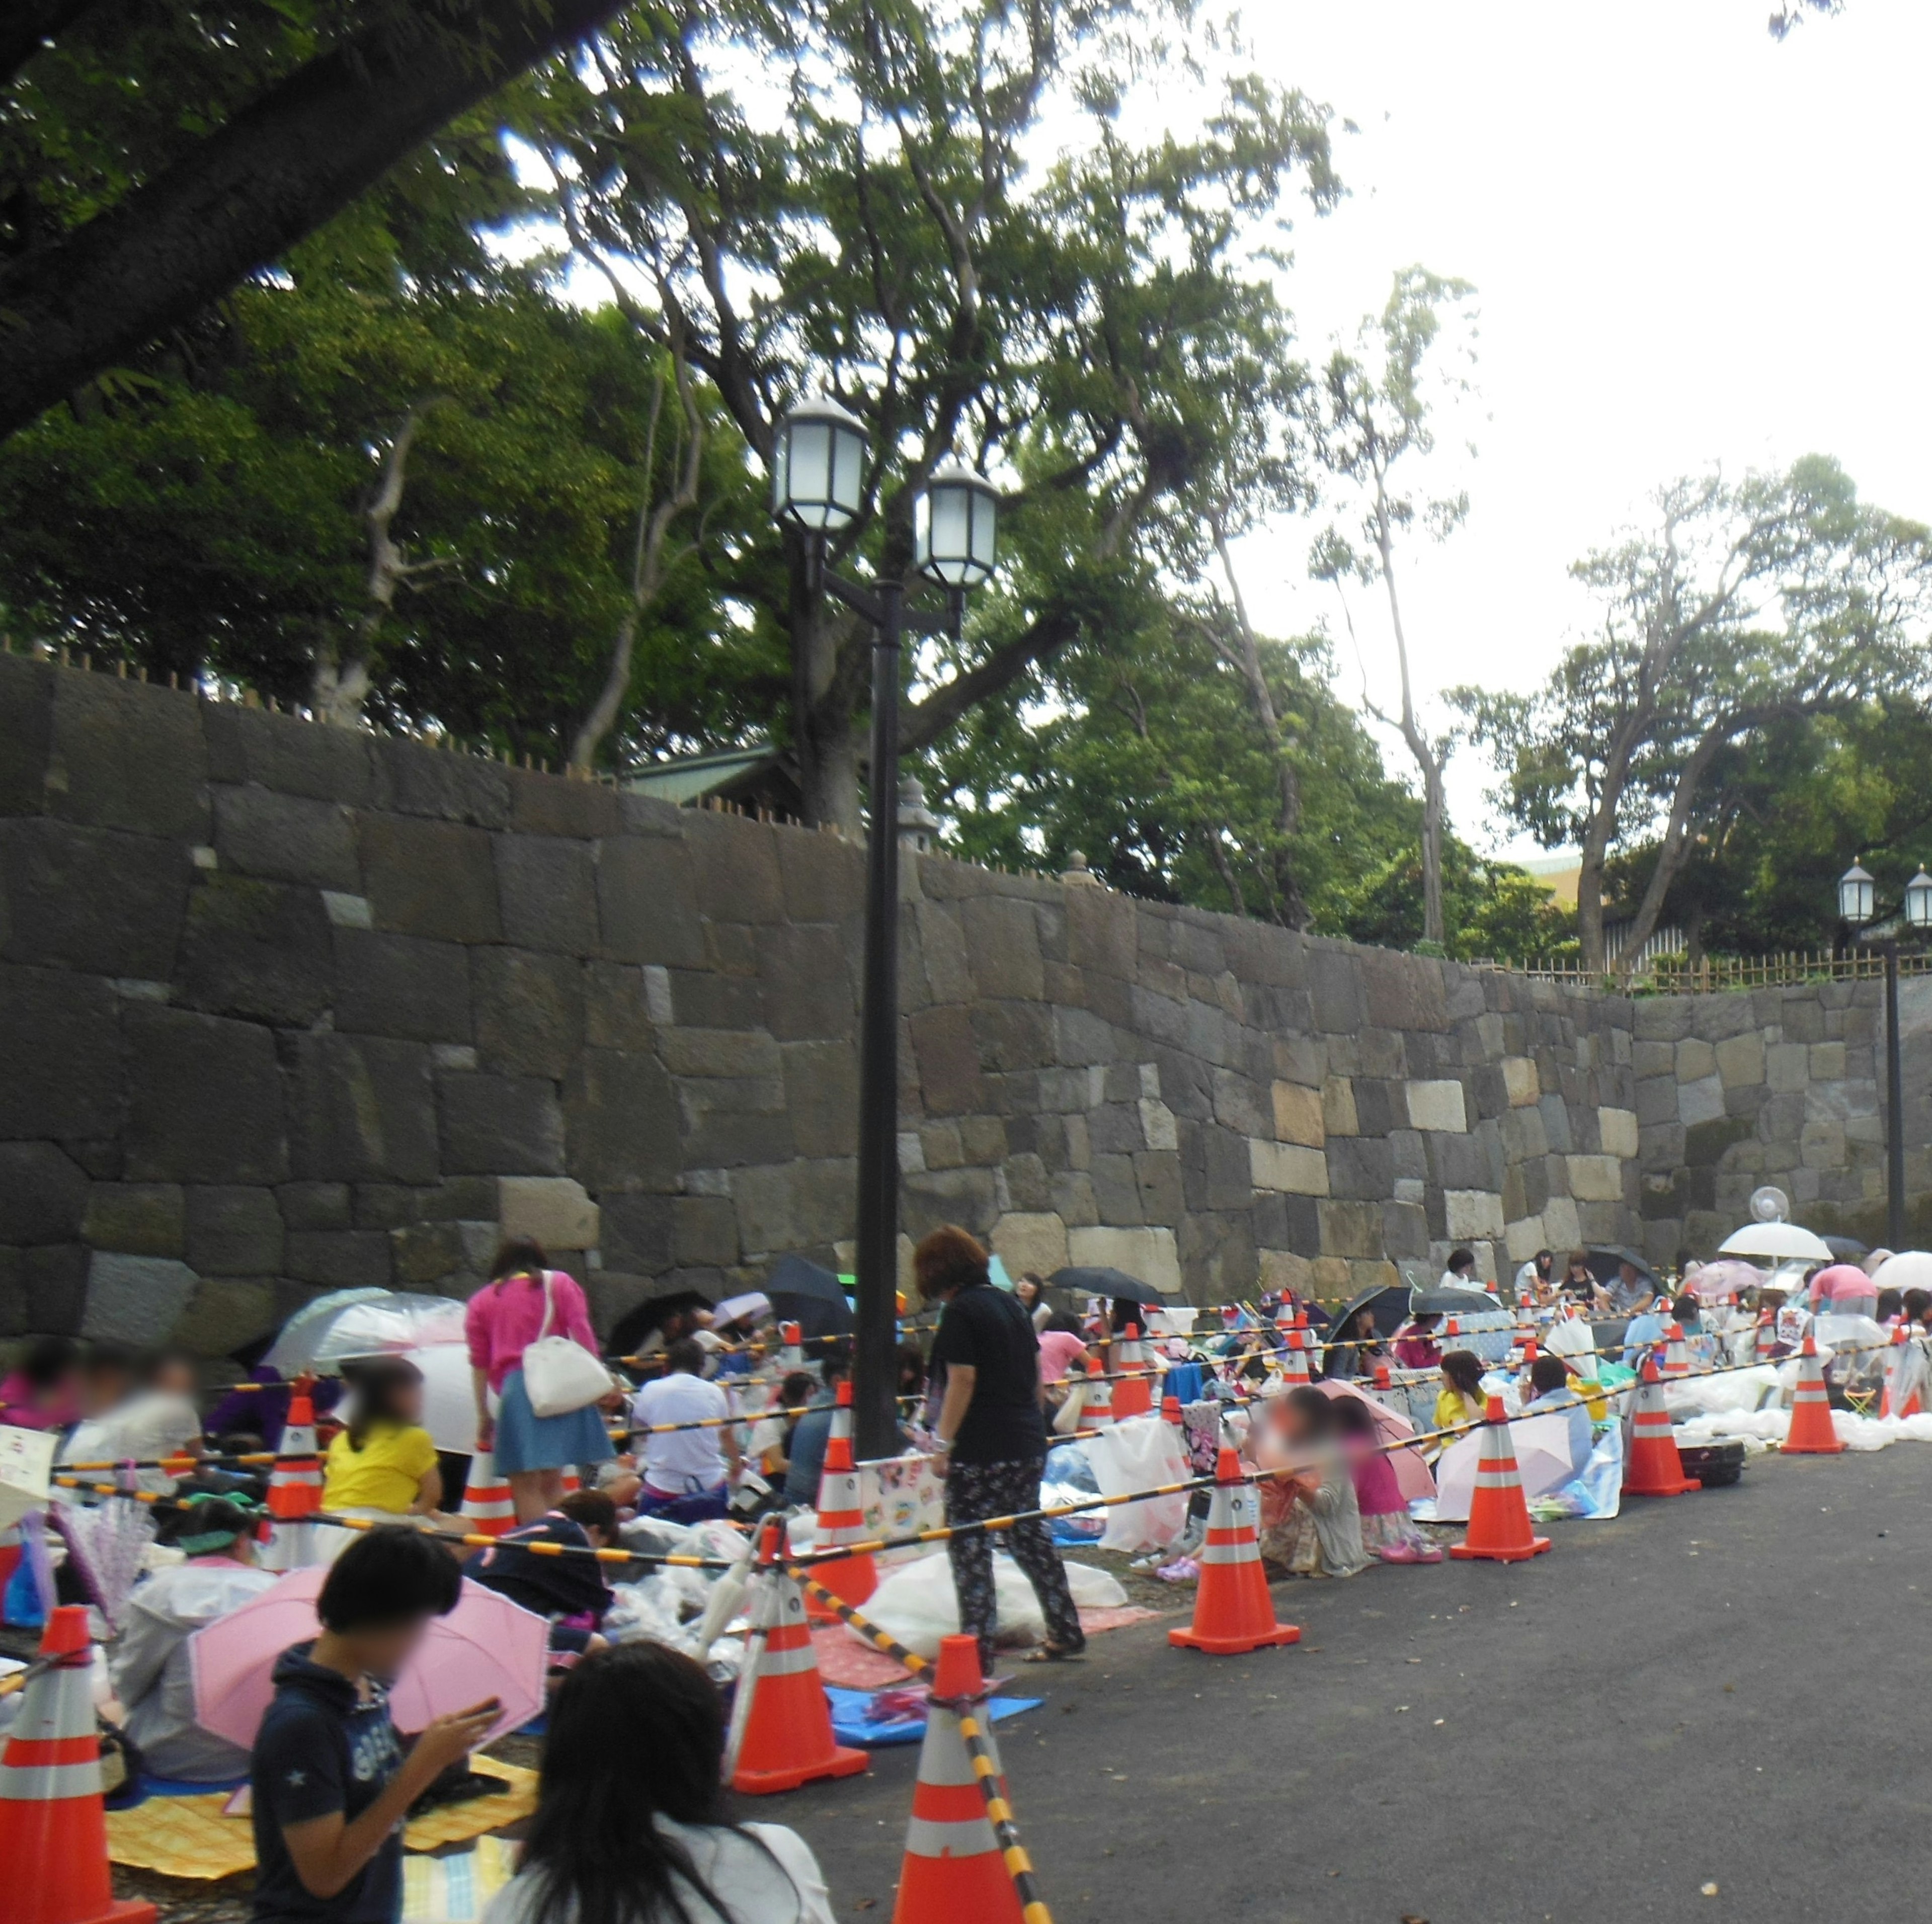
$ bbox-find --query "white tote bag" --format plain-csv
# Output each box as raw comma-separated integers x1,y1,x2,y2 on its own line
520,1272,612,1418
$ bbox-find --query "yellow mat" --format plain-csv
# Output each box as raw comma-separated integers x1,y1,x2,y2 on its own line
105,1755,536,1882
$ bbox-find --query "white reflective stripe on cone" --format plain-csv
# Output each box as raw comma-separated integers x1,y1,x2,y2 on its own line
906,1816,999,1857
10,1666,93,1742
755,1639,820,1678
1198,1539,1259,1565
916,1712,979,1785
0,1760,104,1800
1474,1469,1521,1487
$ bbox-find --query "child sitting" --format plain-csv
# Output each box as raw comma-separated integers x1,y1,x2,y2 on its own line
1330,1393,1440,1564
1252,1386,1367,1578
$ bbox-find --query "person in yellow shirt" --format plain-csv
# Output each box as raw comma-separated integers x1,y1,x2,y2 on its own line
324,1357,442,1517
1431,1350,1489,1442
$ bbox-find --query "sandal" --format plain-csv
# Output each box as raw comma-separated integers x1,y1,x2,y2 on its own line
1021,1643,1088,1664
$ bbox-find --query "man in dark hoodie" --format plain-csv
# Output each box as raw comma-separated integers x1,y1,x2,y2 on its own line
251,1529,498,1924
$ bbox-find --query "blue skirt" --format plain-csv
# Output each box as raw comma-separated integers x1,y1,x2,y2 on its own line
493,1368,613,1475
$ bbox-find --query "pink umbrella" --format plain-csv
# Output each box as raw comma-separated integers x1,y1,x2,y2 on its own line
188,1566,548,1749
1318,1380,1435,1502
1687,1259,1765,1306
1429,1416,1575,1524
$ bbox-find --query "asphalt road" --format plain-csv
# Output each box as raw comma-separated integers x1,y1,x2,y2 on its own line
781,1445,1932,1923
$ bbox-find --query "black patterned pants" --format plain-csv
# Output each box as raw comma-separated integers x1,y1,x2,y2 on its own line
945,1456,1086,1670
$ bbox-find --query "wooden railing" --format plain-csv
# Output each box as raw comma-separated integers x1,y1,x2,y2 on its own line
1509,948,1932,993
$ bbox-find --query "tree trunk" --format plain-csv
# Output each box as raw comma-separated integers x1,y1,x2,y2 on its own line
0,0,628,440
1420,758,1446,949
1374,494,1446,945
1574,815,1613,974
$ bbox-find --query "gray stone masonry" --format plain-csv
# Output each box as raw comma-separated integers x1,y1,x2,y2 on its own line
0,654,1912,1352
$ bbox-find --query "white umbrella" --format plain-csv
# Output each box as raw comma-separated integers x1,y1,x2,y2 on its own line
266,1291,469,1375
1719,1223,1833,1264
1871,1250,1932,1294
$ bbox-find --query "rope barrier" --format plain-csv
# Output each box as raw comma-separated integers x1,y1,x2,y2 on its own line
954,1695,1054,1924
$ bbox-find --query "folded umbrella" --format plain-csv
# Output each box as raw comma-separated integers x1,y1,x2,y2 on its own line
189,1566,547,1748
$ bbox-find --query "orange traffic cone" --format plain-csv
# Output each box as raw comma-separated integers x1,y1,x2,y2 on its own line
890,1635,1024,1924
1783,1334,1843,1454
1661,1322,1690,1381
1078,1356,1113,1431
805,1381,877,1620
1169,1449,1300,1655
460,1451,516,1538
1274,1325,1311,1390
1449,1398,1551,1562
1754,1309,1779,1364
728,1523,867,1795
267,1384,322,1521
0,1606,155,1924
1111,1324,1153,1419
778,1321,805,1372
559,1467,582,1494
1624,1357,1698,1497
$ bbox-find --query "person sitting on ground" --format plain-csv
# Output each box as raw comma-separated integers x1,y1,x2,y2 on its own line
629,1340,740,1523
748,1371,817,1486
110,1495,279,1782
1393,1312,1443,1371
1597,1258,1655,1316
481,1641,834,1924
323,1356,442,1519
58,1345,205,1494
250,1529,498,1924
1523,1354,1593,1481
1559,1250,1597,1301
919,1224,1086,1668
1439,1247,1485,1293
1324,1306,1386,1381
1330,1392,1439,1564
781,1351,848,1507
1620,1289,1668,1367
463,1488,619,1667
1513,1248,1556,1304
1433,1351,1488,1437
1253,1385,1368,1578
0,1335,81,1432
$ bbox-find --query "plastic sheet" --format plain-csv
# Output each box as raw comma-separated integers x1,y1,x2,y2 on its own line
1086,1415,1192,1554
853,1549,1126,1660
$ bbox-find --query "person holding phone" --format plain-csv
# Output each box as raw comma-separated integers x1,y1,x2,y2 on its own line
250,1528,500,1924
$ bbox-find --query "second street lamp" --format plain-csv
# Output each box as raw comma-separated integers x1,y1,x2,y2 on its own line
773,400,999,1455
1839,858,1914,1251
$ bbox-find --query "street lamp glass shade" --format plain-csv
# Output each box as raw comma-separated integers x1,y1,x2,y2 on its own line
773,396,867,534
1906,868,1932,930
914,463,999,590
1838,861,1876,926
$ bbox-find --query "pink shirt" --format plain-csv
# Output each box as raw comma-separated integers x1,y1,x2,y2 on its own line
464,1271,599,1393
1037,1332,1088,1385
1345,1435,1406,1518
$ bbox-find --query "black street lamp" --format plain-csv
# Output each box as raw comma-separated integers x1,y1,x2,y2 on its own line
773,399,1000,1455
1837,859,1932,1249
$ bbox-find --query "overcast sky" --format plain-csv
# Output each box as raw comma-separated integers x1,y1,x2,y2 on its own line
1183,1,1930,857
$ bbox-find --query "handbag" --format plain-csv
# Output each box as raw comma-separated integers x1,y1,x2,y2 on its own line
519,1272,613,1418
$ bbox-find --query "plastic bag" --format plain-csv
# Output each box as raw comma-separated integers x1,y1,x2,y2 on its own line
854,1549,1124,1659
1086,1415,1191,1554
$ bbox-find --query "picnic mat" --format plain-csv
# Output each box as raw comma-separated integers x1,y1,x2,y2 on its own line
813,1604,1165,1689
402,1834,517,1923
104,1755,536,1881
825,1686,1040,1748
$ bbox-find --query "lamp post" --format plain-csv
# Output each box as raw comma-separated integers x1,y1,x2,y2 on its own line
773,401,999,1455
1837,860,1932,1250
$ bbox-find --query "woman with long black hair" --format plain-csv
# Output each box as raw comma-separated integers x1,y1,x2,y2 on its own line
482,1642,834,1924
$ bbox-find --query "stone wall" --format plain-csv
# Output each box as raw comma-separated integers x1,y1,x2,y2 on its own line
22,650,1914,1356
1632,975,1932,1258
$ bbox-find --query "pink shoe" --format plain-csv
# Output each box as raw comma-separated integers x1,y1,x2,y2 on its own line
1375,1543,1421,1564
1414,1545,1444,1563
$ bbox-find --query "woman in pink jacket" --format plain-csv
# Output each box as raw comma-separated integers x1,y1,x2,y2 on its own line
465,1237,613,1522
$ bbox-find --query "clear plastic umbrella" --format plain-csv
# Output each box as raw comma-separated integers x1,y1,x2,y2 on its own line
265,1291,469,1376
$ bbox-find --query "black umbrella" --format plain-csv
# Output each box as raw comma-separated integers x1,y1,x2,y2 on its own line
1333,1282,1415,1339
1584,1246,1657,1287
1407,1286,1502,1315
1046,1264,1180,1301
1823,1234,1870,1262
766,1254,856,1342
608,1289,715,1359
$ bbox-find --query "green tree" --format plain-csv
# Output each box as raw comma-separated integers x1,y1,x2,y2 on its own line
526,0,1340,831
1458,456,1932,974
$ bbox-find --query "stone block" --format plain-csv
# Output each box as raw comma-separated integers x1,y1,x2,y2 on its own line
1209,1067,1268,1139
1321,1076,1358,1139
356,815,500,943
973,1002,1055,1073
958,896,1044,1003
185,1185,284,1275
438,1072,566,1176
498,1175,600,1249
1326,1134,1394,1201
125,1006,287,1184
1307,946,1365,1034
600,1194,673,1272
1317,1199,1383,1259
777,827,865,923
84,1182,186,1256
759,925,856,1040
0,656,53,816
334,930,472,1043
990,1212,1070,1280
596,835,705,967
676,1071,792,1169
0,966,121,1144
1675,1038,1717,1082
1359,948,1449,1032
658,1028,779,1080
1765,1041,1809,1092
0,1142,88,1244
473,948,585,1079
1809,1041,1847,1081
1248,1138,1328,1196
1256,1247,1315,1297
1444,1189,1506,1240
1092,1152,1145,1223
1631,1040,1673,1080
287,1034,438,1184
0,817,191,979
1501,1056,1541,1107
1503,1214,1549,1263
683,812,784,924
1566,1154,1625,1203
909,1006,987,1116
383,1223,460,1288
1597,1107,1640,1158
733,1158,858,1254
49,674,208,840
581,963,657,1052
774,1041,858,1160
1381,1200,1430,1259
177,873,334,1025
285,1229,394,1288
81,1249,198,1345
1270,1080,1324,1148
1678,1075,1727,1126
1405,1079,1467,1133
1715,1031,1766,1088
171,1276,279,1356
1541,1194,1581,1250
212,786,359,892
1427,1132,1496,1191
1066,1223,1182,1295
277,1183,352,1232
493,835,598,954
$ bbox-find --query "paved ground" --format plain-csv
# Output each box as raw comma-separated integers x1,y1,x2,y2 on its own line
783,1446,1932,1922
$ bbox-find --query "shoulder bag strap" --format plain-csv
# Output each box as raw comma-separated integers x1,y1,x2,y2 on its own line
534,1270,556,1343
